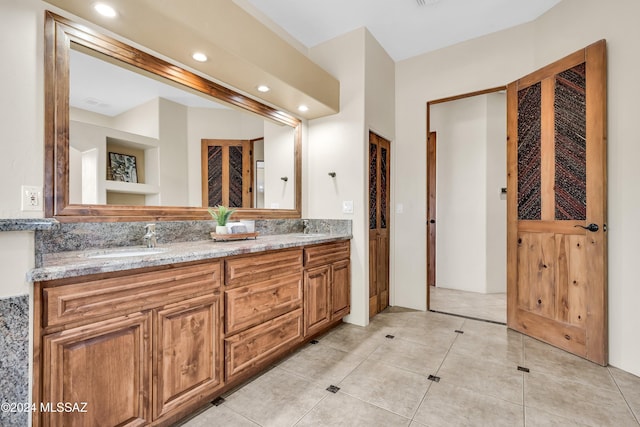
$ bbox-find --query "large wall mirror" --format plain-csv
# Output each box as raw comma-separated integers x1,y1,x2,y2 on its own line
45,12,302,221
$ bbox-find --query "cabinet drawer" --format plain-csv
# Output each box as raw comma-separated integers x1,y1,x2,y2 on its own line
225,249,302,287
42,262,221,329
303,241,350,267
225,274,302,335
225,309,303,381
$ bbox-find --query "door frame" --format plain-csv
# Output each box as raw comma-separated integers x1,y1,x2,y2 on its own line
426,86,506,310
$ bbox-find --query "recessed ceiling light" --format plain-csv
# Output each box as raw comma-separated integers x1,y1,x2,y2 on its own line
192,52,208,62
94,3,117,18
298,105,309,112
257,85,270,93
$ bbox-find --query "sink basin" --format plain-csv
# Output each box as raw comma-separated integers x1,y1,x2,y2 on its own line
82,247,168,259
292,233,330,239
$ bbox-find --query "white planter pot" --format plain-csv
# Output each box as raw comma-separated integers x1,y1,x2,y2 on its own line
215,225,229,234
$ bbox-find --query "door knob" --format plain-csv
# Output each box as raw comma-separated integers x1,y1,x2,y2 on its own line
429,219,435,224
574,223,599,232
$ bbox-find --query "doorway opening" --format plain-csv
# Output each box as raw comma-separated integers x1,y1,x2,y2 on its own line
426,87,507,324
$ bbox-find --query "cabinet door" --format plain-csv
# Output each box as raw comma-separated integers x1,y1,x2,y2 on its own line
331,260,351,319
41,313,151,427
303,265,331,337
154,294,222,419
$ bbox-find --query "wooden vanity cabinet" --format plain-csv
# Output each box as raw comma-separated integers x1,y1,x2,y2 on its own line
34,240,350,427
303,241,351,337
34,262,223,427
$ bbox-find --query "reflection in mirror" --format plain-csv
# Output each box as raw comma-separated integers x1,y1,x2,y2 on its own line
44,12,301,221
68,46,296,210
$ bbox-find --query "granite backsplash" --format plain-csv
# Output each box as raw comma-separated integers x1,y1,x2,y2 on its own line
34,219,351,266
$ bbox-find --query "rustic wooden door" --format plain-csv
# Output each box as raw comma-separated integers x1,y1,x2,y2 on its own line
201,139,252,208
506,40,607,365
369,132,391,318
426,131,437,309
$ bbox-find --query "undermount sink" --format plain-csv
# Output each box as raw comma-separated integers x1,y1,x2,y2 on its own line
292,233,330,238
82,247,168,259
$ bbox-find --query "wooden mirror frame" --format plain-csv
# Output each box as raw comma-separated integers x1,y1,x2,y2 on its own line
44,11,302,222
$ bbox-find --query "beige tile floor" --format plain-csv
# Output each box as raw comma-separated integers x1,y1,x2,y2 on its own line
178,308,640,427
429,285,506,324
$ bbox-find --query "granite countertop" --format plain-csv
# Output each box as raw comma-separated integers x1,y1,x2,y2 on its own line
28,232,351,282
0,218,59,232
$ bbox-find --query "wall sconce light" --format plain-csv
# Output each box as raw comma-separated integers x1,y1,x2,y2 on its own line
328,172,336,177
281,177,288,182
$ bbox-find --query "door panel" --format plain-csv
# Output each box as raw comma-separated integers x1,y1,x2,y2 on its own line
368,132,391,317
41,313,152,426
507,40,607,365
155,295,222,419
201,139,252,208
303,266,331,336
332,259,351,319
426,132,436,297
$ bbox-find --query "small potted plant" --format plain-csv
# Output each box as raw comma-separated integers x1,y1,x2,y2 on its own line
208,205,236,234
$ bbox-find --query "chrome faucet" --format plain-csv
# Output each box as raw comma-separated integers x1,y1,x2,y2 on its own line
302,219,310,234
143,224,157,248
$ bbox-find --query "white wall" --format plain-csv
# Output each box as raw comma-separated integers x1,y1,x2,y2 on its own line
364,30,396,305
394,22,534,312
485,92,507,294
432,96,488,294
308,29,368,325
396,0,640,376
113,98,159,139
307,28,395,325
158,99,189,206
0,0,44,298
263,121,295,209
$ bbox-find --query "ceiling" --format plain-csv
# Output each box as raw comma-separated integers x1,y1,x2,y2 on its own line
240,0,562,61
70,49,228,117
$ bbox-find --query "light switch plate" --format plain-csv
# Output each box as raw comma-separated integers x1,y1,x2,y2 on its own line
342,200,354,214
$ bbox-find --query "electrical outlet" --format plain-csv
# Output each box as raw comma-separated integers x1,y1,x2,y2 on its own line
342,200,354,214
21,185,43,211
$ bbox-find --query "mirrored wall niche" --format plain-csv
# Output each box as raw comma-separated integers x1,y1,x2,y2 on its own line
46,12,302,221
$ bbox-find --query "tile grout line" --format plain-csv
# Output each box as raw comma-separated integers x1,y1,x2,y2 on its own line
428,309,506,326
290,393,330,427
334,388,414,423
408,319,466,423
607,366,640,426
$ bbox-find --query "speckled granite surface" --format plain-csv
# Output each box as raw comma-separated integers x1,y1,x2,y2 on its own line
29,233,351,282
34,220,222,256
0,218,59,232
0,295,29,427
29,219,352,282
34,219,351,256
